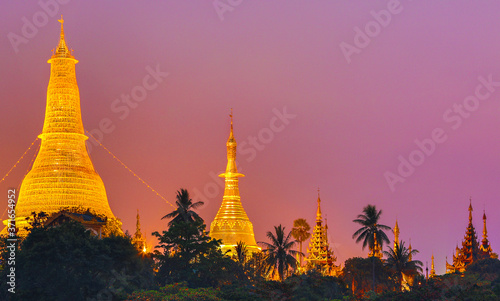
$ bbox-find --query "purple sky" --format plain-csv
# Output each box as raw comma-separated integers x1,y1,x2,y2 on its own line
2,1,500,275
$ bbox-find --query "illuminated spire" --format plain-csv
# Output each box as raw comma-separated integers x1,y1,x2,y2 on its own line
447,199,487,273
224,108,239,174
394,219,400,252
430,254,436,277
468,197,473,224
369,232,383,258
306,191,340,276
229,108,234,141
52,15,73,59
136,209,141,235
3,19,118,235
408,239,412,261
482,211,487,241
132,209,147,252
316,188,322,221
210,111,260,255
479,210,495,256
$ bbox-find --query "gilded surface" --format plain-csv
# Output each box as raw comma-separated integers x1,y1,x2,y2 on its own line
210,114,260,254
5,19,117,233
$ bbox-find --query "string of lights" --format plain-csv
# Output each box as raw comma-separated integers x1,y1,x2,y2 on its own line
85,130,175,209
0,137,39,185
0,137,40,221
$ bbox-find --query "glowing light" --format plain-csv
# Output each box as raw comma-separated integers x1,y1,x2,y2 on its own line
210,112,261,255
2,19,117,235
85,131,174,208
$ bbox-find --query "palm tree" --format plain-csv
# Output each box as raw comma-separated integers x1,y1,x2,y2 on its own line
161,189,204,226
352,204,391,292
383,241,423,291
352,205,391,254
234,241,248,266
259,224,301,281
291,218,311,267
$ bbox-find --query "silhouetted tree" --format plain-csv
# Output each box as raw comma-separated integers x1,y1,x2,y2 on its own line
291,218,311,267
161,189,203,226
259,224,301,281
352,204,391,291
383,241,423,291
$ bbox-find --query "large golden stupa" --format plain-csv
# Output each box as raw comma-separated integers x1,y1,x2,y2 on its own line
3,18,117,234
209,112,260,254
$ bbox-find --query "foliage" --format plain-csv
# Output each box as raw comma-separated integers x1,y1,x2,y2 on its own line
467,258,500,280
341,257,393,297
245,251,271,281
291,218,311,267
234,241,248,266
352,205,391,252
0,220,154,301
153,218,243,288
127,282,222,301
383,241,423,290
252,270,348,301
26,211,48,229
161,189,204,227
101,216,125,237
375,258,500,300
352,204,391,292
259,224,301,281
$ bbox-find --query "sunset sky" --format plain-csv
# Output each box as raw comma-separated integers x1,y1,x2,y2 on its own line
2,1,500,275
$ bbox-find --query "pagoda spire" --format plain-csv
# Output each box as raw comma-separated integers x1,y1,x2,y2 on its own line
446,199,484,273
408,239,412,261
306,191,340,276
52,15,73,59
394,219,400,252
316,188,322,221
430,254,436,278
210,110,260,255
479,210,496,257
136,209,142,235
229,108,234,140
132,209,147,252
468,198,473,224
482,211,488,245
224,108,239,175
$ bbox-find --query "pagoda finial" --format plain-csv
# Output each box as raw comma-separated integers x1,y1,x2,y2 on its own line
394,219,400,252
228,108,234,141
316,188,322,221
136,209,141,234
480,209,493,255
58,15,64,37
468,198,473,223
52,16,74,59
483,210,487,237
430,254,436,277
408,238,412,261
222,109,240,175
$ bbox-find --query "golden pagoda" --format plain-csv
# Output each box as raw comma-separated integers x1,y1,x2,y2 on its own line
408,240,412,261
429,254,436,278
479,211,497,259
393,220,414,289
132,210,147,253
393,219,400,252
209,111,260,255
2,18,119,235
446,199,497,273
369,232,383,259
305,191,341,276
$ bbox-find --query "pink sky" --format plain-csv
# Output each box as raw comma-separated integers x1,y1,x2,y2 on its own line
1,1,500,275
